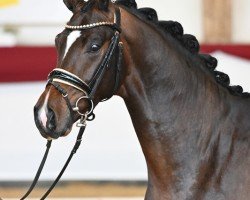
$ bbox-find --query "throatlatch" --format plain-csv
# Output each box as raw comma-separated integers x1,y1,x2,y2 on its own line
20,8,122,200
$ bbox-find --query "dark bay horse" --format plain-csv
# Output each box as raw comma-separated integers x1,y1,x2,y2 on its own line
34,0,250,199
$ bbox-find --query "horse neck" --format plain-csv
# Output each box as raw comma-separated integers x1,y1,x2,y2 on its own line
119,8,231,146
118,8,250,195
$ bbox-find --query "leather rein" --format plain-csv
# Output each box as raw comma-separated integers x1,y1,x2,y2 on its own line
20,8,123,200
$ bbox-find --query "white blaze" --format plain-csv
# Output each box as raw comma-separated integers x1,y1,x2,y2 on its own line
64,30,81,59
38,31,81,128
39,89,51,128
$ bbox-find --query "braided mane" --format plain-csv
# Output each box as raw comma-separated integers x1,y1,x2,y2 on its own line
116,0,250,98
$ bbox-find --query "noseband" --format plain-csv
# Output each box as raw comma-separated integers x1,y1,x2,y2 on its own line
48,8,123,125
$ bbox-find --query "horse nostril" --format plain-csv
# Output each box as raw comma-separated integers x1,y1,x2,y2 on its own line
47,108,56,132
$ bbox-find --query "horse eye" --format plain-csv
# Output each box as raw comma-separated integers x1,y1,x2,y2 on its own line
90,44,101,52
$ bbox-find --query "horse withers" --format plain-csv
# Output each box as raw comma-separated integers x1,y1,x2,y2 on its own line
34,0,250,199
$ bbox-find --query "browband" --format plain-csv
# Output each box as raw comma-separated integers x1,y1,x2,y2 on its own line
65,11,121,33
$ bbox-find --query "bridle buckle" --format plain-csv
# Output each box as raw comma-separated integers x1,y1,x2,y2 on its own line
76,114,87,127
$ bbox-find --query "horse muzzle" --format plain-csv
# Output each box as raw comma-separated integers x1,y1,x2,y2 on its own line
34,97,73,139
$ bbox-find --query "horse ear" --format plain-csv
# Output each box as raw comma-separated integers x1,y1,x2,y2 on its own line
98,0,109,11
63,0,84,12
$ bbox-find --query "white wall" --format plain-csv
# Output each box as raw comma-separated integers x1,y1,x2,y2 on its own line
0,0,203,45
0,83,146,181
136,0,203,41
232,0,250,43
0,0,71,24
1,0,250,45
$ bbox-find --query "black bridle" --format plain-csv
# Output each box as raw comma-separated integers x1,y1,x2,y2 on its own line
48,8,123,123
20,8,123,200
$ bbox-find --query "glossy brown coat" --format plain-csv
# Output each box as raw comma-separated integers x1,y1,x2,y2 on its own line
34,1,250,199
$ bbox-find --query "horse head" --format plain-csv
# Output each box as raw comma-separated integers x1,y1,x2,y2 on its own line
33,1,250,198
34,0,124,139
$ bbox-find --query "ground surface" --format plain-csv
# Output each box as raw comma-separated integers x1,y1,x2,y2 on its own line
0,182,146,199
3,199,143,200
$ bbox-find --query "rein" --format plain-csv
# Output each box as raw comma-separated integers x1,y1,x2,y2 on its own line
19,8,122,199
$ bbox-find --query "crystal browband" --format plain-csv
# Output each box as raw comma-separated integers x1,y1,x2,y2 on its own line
65,22,116,30
65,12,120,32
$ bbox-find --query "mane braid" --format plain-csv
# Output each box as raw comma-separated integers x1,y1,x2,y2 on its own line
116,0,250,98
138,8,158,22
158,21,183,39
